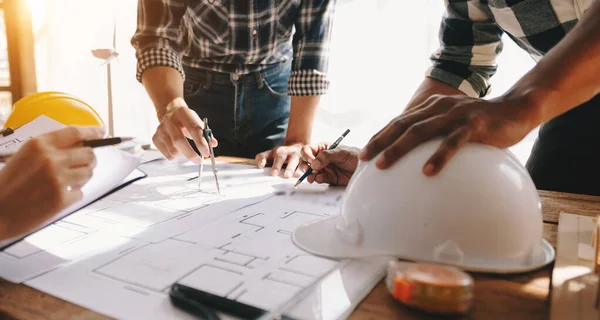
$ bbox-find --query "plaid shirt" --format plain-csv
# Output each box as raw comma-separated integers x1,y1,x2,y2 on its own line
131,0,336,96
428,0,595,98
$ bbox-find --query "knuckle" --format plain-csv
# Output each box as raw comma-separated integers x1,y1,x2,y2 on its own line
187,122,204,133
390,118,405,131
468,114,487,131
40,154,57,173
67,127,84,141
406,123,425,137
25,138,44,152
171,135,186,145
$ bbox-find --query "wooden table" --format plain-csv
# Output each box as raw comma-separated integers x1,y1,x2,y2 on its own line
1,157,599,319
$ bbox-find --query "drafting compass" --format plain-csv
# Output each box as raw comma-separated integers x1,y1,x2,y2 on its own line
199,118,220,195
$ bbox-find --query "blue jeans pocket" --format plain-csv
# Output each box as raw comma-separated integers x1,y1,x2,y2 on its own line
262,79,288,98
184,78,206,97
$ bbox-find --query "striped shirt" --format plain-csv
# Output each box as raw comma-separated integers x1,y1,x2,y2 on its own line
131,0,336,96
428,0,595,98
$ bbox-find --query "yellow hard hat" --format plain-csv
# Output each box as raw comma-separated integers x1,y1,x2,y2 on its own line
3,91,105,129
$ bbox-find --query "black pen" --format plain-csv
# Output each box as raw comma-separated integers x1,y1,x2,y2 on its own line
170,283,296,320
294,129,350,188
0,137,134,163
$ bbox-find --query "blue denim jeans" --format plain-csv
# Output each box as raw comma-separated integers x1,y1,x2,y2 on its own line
183,62,291,158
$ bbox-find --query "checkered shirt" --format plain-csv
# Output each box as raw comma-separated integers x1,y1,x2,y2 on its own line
428,0,595,98
131,0,336,96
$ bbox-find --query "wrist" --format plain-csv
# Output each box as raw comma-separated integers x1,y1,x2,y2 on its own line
496,86,560,131
283,126,312,145
284,131,311,145
158,97,188,119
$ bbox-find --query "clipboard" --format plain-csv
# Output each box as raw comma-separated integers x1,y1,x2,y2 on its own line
0,168,147,251
0,117,148,251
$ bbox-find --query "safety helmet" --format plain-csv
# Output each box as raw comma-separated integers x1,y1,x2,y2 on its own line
293,138,555,274
4,91,105,129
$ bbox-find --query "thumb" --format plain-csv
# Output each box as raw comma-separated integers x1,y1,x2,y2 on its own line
46,126,106,149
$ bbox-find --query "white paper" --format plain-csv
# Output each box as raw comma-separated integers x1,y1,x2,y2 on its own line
15,159,383,320
0,116,144,281
0,115,64,154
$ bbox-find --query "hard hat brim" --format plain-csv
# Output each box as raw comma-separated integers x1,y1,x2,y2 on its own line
293,216,388,259
293,216,556,274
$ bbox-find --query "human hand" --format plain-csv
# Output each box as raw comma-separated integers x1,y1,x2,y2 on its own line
359,94,534,175
256,143,305,178
0,126,105,240
153,98,218,164
300,143,360,186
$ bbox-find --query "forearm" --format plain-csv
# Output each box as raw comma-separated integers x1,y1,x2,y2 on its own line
285,96,320,144
141,66,185,119
503,2,600,128
404,77,466,112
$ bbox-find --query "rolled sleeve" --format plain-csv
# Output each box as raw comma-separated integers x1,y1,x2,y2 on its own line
289,0,336,96
130,0,187,83
427,0,504,98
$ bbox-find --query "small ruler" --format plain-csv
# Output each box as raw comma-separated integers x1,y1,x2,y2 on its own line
550,212,600,320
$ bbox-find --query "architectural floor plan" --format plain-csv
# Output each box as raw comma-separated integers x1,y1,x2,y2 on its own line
0,158,387,320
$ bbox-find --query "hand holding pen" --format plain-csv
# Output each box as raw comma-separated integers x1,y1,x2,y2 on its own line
296,129,360,187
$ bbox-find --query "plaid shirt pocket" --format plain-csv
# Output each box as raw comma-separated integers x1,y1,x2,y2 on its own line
191,0,230,44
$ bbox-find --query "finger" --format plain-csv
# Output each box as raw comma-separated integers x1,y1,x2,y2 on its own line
152,137,175,160
61,147,96,168
293,166,304,178
314,171,333,184
271,150,287,176
176,108,210,157
300,145,316,163
165,120,202,164
423,127,472,176
46,126,106,149
284,155,300,178
61,188,84,208
359,115,416,161
375,115,450,170
160,133,183,159
359,107,447,161
312,148,352,171
298,162,310,174
255,150,271,169
63,166,95,189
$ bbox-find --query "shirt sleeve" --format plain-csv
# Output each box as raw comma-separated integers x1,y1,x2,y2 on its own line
288,0,336,96
426,0,504,98
130,0,187,83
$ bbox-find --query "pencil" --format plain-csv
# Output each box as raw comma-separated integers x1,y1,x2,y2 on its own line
294,129,350,188
0,137,134,163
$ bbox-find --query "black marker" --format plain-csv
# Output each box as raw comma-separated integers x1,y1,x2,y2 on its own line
170,283,296,320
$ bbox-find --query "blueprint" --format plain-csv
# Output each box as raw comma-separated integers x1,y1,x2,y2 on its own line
0,159,388,320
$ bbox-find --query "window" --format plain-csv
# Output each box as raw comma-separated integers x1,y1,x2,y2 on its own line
0,0,36,127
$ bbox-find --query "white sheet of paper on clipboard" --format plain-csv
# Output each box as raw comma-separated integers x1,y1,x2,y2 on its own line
0,116,146,282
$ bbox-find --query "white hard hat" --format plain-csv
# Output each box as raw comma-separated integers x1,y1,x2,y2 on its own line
293,138,555,274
